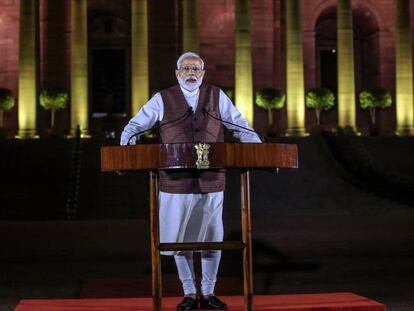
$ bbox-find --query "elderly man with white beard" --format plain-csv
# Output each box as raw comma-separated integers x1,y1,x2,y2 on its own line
120,52,261,311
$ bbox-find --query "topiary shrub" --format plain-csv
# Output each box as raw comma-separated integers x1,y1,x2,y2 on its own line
0,88,15,128
39,88,69,128
255,88,285,130
359,87,392,125
305,87,335,126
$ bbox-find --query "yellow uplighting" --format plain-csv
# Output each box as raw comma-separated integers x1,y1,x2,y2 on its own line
70,0,89,137
17,0,38,139
337,0,356,130
286,0,306,136
131,0,149,114
395,0,414,135
235,0,254,125
182,0,199,53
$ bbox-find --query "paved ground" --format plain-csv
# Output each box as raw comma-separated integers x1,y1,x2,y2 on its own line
1,214,413,310
1,136,414,310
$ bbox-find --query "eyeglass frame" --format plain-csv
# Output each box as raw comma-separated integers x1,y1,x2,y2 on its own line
177,66,204,74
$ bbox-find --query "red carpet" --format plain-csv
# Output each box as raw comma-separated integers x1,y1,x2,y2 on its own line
15,292,385,311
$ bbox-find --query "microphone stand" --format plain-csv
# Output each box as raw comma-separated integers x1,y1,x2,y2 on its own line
202,107,265,142
126,107,193,145
201,107,281,174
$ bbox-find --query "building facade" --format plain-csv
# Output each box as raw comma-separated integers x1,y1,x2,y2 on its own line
0,0,413,138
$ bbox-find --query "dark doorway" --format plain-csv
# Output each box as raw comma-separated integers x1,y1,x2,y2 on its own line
91,49,127,115
320,49,337,93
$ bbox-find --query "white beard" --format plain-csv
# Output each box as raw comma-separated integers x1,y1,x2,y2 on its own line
178,76,203,92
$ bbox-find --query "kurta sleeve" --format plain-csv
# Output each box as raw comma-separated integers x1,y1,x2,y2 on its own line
120,93,164,145
218,90,262,143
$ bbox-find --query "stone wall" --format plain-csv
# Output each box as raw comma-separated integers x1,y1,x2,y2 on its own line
0,0,409,135
0,0,19,134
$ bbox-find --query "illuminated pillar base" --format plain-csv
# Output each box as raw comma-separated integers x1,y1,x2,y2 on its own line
68,128,91,139
15,129,39,139
286,127,308,137
396,126,414,136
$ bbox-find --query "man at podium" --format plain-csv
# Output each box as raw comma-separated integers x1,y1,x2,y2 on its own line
120,52,261,310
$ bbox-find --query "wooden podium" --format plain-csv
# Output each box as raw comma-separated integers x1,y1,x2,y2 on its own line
101,142,298,311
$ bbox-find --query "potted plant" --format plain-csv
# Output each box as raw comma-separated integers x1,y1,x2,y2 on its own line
305,87,335,132
0,88,15,139
359,87,392,135
255,88,285,136
39,88,69,137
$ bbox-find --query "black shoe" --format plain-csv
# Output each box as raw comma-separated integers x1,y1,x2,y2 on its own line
199,296,228,310
177,296,199,311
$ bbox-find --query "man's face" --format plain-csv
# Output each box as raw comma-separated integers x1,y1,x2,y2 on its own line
176,57,205,91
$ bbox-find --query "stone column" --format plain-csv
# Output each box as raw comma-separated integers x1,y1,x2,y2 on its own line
235,0,254,125
17,0,39,139
182,0,199,53
378,31,395,132
395,0,414,135
303,31,316,89
131,0,149,114
274,0,283,87
70,0,89,137
337,0,356,130
286,0,306,135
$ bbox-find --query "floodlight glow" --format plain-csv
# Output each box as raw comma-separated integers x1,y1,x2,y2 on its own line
395,0,414,135
337,0,356,130
235,0,254,125
71,0,89,137
182,0,199,53
17,0,38,139
286,0,306,136
131,0,149,115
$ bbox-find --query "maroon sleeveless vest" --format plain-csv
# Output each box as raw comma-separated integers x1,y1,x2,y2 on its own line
158,84,225,193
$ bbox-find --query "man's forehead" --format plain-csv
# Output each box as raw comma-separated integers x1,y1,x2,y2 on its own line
181,57,202,66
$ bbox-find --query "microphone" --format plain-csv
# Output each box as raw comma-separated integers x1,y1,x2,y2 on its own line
126,107,193,145
202,107,264,142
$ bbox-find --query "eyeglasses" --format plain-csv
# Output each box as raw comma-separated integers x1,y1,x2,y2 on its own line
179,66,203,74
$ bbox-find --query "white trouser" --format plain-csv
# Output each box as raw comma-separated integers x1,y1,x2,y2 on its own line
159,191,224,295
159,191,224,255
174,250,222,296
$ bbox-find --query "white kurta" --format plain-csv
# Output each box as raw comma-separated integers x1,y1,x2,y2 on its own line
120,86,261,145
120,85,261,255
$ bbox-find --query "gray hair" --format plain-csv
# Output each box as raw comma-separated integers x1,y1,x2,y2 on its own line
176,52,204,70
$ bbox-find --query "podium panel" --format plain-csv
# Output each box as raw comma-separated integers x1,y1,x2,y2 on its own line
100,142,298,311
101,143,298,172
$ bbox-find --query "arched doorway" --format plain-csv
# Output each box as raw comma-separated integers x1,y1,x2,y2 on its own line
315,5,338,129
88,11,130,137
314,2,381,130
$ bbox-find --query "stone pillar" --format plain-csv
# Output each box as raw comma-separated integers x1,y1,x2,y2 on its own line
395,0,414,135
17,0,39,139
131,0,149,114
286,0,306,135
182,0,199,53
337,0,356,130
303,31,316,89
70,0,89,137
378,31,395,132
235,0,254,125
274,0,283,87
